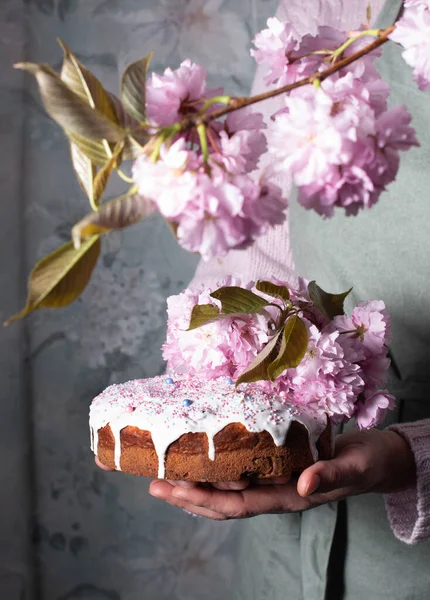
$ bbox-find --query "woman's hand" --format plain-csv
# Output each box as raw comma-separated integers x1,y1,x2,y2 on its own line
143,429,417,520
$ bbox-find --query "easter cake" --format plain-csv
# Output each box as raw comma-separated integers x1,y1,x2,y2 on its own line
90,375,331,481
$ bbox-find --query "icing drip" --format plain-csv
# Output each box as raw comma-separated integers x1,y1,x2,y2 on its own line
207,436,216,462
91,426,98,456
89,376,328,478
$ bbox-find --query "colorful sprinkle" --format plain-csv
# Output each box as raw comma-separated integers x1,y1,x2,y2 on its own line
165,377,175,384
182,399,193,407
225,377,234,385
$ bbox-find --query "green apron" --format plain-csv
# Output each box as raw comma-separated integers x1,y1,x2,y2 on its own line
232,2,430,598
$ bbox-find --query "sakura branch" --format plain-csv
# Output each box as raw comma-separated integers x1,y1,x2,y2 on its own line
190,25,396,124
6,1,430,323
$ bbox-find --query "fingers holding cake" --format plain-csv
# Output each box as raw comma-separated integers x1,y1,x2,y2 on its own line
297,429,416,499
167,480,250,490
252,476,292,486
149,480,227,520
147,428,416,520
166,480,200,489
210,480,251,490
149,478,313,520
95,456,114,472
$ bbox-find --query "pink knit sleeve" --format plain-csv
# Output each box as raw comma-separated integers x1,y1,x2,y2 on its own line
384,420,430,544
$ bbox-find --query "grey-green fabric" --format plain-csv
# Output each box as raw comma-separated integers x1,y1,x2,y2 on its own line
232,2,430,599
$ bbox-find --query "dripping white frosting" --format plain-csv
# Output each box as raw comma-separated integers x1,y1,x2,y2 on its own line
89,375,328,478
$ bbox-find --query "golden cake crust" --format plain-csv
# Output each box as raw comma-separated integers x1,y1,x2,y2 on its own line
95,421,332,481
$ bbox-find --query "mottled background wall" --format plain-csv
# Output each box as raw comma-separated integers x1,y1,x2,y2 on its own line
0,1,278,599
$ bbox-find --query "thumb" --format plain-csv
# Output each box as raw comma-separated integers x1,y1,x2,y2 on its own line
297,448,368,498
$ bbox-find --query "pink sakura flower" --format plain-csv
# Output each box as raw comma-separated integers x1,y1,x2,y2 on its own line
225,109,267,133
251,21,384,89
292,325,346,382
269,71,418,217
250,17,419,216
405,0,430,7
291,371,363,422
375,105,420,153
218,109,268,173
333,300,392,358
175,168,248,260
146,59,216,127
269,86,350,188
251,17,301,87
355,389,396,429
366,105,419,194
359,355,391,388
297,103,418,217
132,138,287,261
297,161,376,218
163,277,271,378
269,75,375,190
287,324,365,422
390,3,430,91
176,168,286,260
132,139,200,218
291,26,381,84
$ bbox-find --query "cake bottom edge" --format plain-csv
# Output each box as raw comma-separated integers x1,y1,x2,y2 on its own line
95,423,332,482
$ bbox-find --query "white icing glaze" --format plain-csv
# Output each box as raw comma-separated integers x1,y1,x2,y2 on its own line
89,375,328,478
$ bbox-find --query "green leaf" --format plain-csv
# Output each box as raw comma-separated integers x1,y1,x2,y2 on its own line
308,280,352,321
68,132,111,166
70,142,124,209
235,331,282,387
58,39,118,123
58,44,148,161
267,316,308,380
70,141,96,201
5,236,101,324
120,52,153,124
256,280,290,302
210,286,269,315
59,40,124,182
122,136,144,161
187,304,221,331
72,186,152,247
15,62,125,142
108,94,149,160
92,141,125,207
109,92,140,131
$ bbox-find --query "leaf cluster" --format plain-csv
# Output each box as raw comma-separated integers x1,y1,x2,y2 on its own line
187,280,351,386
7,43,155,323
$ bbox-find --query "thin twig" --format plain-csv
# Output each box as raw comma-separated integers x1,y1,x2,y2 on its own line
192,25,395,125
206,127,221,154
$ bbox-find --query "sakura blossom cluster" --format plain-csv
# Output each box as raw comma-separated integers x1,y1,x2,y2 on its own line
390,0,430,91
132,60,286,261
163,276,395,430
163,276,272,378
131,10,429,260
253,19,420,216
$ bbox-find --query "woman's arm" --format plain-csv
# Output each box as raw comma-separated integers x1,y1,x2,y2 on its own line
384,420,430,544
